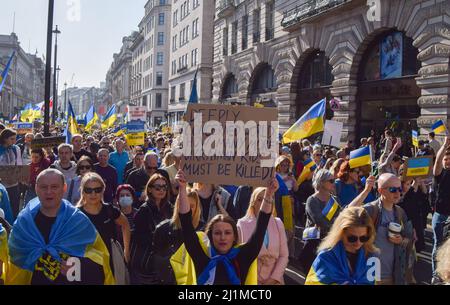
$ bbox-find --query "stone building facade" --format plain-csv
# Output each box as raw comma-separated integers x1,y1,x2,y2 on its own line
212,0,450,144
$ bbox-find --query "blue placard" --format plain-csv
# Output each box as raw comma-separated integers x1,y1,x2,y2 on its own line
127,120,145,133
16,123,33,129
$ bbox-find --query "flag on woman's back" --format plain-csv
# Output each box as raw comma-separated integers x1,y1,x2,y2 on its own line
283,99,326,144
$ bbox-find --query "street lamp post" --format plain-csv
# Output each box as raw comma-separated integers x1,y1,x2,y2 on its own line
56,65,61,119
64,82,67,119
52,25,61,124
43,0,54,136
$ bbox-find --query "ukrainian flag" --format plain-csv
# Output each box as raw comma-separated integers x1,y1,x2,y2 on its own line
85,105,99,132
275,174,294,232
297,158,317,187
305,241,376,285
432,120,447,135
6,198,114,285
322,197,341,221
64,101,78,144
0,224,8,284
114,124,126,137
283,98,326,144
20,103,42,122
0,51,15,93
412,130,419,148
406,157,431,177
102,105,117,130
349,146,372,169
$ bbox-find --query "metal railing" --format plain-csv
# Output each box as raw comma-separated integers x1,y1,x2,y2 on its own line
281,0,350,28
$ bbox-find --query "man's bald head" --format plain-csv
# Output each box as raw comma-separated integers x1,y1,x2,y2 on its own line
377,173,400,189
36,169,65,186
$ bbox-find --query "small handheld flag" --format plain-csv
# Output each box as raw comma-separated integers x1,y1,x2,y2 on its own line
412,130,419,148
297,158,317,187
283,98,326,144
322,197,341,221
432,120,447,135
349,145,372,169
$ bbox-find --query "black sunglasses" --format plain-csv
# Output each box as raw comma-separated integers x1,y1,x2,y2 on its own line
346,235,370,243
150,184,168,191
84,187,103,194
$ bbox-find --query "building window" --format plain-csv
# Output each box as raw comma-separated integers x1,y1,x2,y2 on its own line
242,15,248,50
173,10,178,26
158,32,164,45
172,60,177,75
223,27,228,56
253,9,260,43
157,52,164,65
180,83,186,100
172,35,177,51
142,95,148,106
299,51,334,89
159,0,166,5
252,64,277,93
171,86,176,103
191,48,198,67
265,1,274,41
193,0,199,9
156,93,162,108
221,74,238,99
231,21,238,54
158,13,165,25
192,18,199,39
156,72,163,86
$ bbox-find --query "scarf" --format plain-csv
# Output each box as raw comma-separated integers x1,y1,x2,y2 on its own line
197,247,241,285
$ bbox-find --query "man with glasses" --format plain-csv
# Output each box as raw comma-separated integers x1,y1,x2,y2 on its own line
360,173,412,285
94,149,118,204
126,152,167,205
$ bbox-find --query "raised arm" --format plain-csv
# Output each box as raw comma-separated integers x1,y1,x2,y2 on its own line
434,137,450,177
348,176,376,207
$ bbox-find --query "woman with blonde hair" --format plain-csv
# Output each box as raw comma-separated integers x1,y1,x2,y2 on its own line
152,188,204,284
275,156,298,193
77,172,131,278
305,207,379,285
237,187,289,285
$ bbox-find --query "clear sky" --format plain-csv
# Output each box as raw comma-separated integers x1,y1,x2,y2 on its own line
0,0,146,93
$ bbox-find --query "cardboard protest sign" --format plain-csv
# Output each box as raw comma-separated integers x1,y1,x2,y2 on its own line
321,120,343,148
31,136,66,149
402,156,433,179
0,166,30,185
126,132,145,146
128,106,147,122
178,104,278,187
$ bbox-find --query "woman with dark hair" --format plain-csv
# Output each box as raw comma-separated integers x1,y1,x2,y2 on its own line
0,128,23,219
65,156,95,205
335,161,362,208
24,148,51,205
176,170,278,285
130,173,174,284
115,184,138,233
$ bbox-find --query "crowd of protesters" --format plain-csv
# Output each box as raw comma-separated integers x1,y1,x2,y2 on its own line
1,121,450,286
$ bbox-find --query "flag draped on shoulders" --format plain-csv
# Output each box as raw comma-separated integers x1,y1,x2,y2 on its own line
275,174,294,232
6,198,114,285
0,224,8,283
283,98,326,144
305,241,376,285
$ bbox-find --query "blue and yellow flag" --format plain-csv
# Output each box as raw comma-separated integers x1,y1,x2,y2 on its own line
432,120,447,135
20,103,42,122
0,51,15,93
85,105,99,132
283,98,326,144
349,145,372,169
412,130,419,148
64,101,78,144
297,158,317,187
102,105,117,130
114,124,127,137
275,174,294,232
322,197,341,221
6,198,114,285
0,224,8,283
406,157,431,177
305,241,376,285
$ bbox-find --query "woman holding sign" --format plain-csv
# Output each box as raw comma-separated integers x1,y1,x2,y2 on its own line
175,169,278,285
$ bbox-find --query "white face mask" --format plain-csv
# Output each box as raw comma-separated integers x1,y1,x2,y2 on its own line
119,196,133,207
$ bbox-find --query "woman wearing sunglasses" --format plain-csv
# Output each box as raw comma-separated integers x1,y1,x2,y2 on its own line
77,173,131,271
305,207,378,285
66,156,94,206
131,173,173,284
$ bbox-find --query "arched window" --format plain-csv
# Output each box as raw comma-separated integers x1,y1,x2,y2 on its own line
222,74,238,98
251,64,277,94
299,51,333,89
